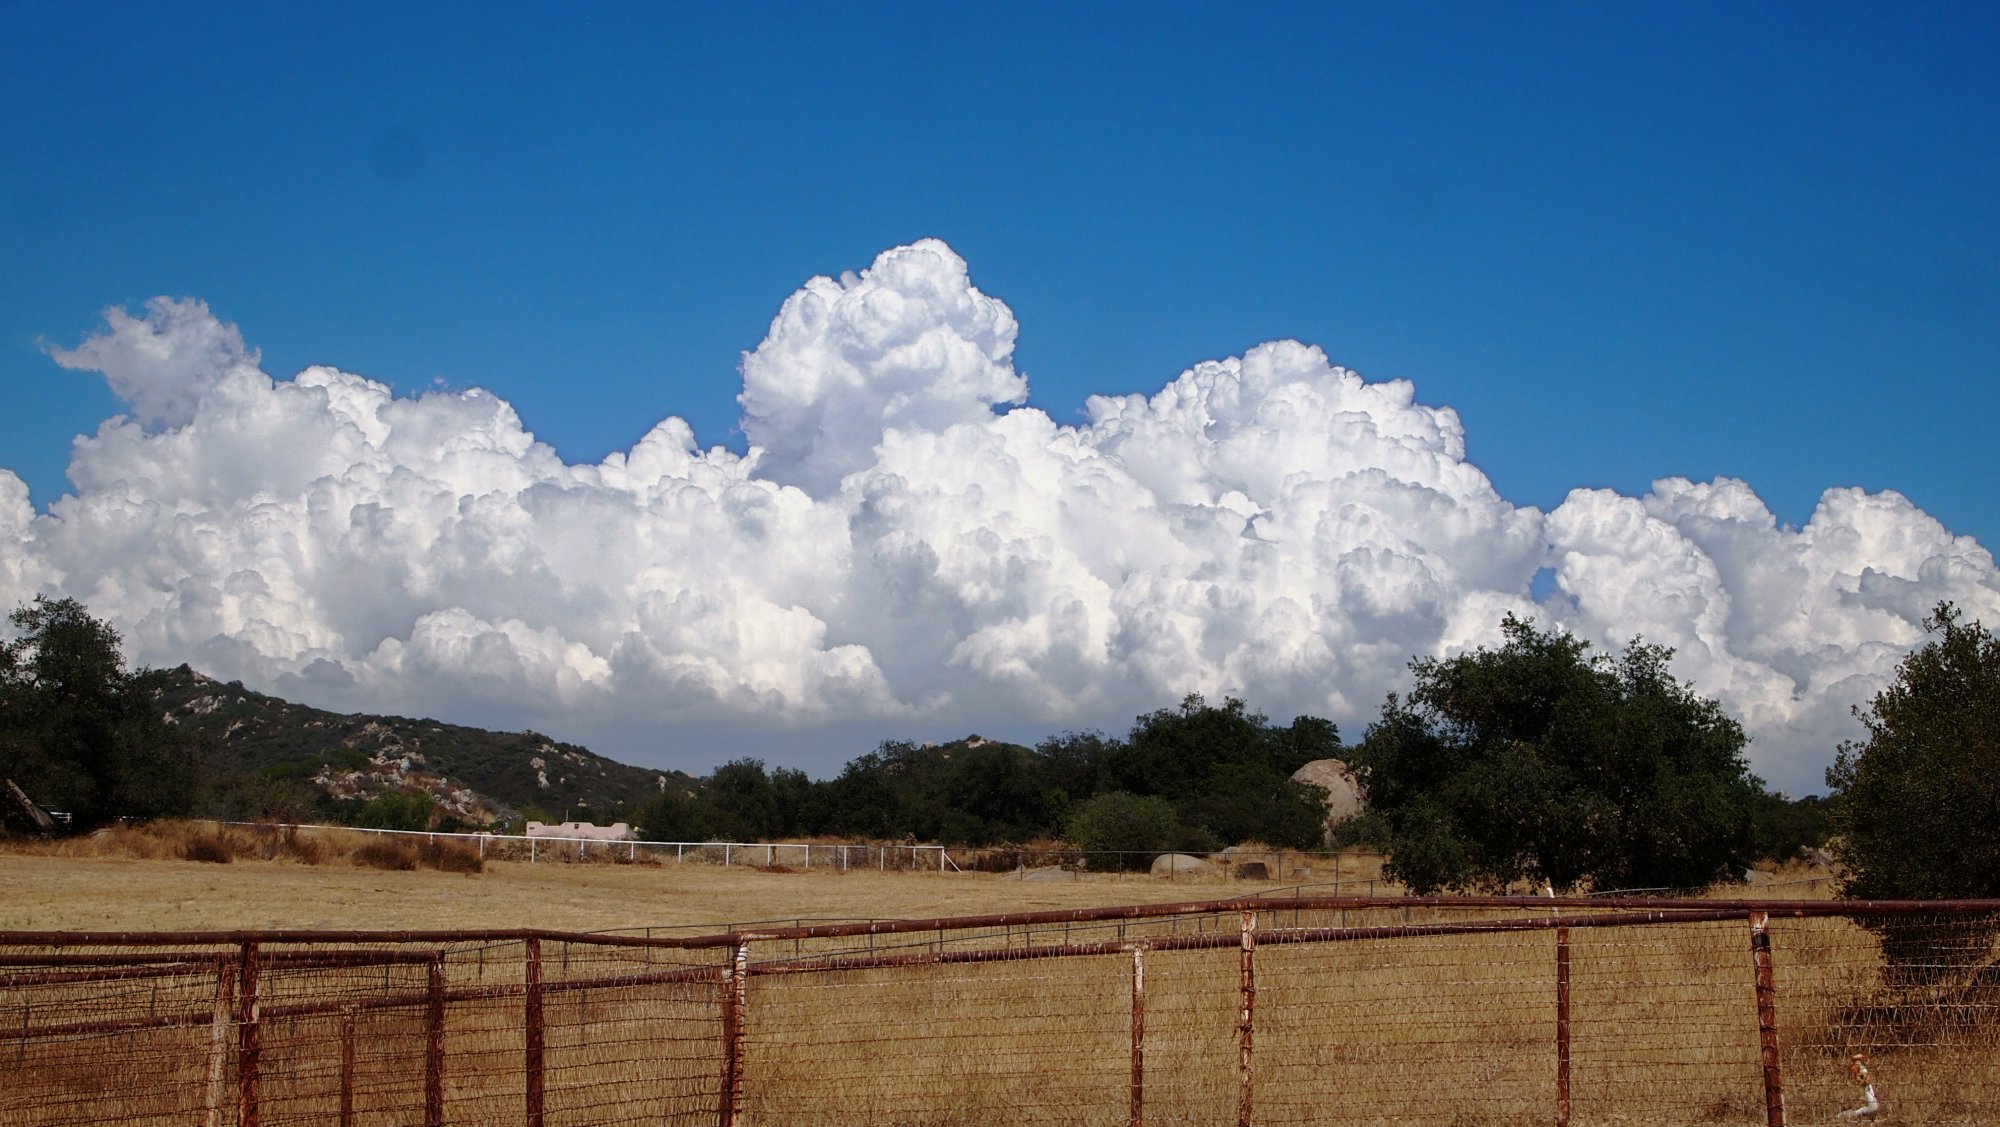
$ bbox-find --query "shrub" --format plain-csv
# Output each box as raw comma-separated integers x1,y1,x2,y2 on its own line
353,792,437,832
179,831,238,864
248,824,326,865
277,826,326,865
1063,792,1187,869
417,839,483,874
353,839,417,871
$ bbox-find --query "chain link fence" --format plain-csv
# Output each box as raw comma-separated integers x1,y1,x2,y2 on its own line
5,897,1997,1125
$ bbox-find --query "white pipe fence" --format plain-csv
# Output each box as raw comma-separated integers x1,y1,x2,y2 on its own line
221,822,958,871
219,822,1408,886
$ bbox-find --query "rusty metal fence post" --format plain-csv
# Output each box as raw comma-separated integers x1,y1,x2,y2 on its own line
201,958,236,1127
525,937,545,1127
425,956,446,1127
1130,945,1147,1127
237,941,262,1127
719,938,749,1127
339,1007,357,1127
524,939,548,1119
1748,911,1786,1127
1238,909,1256,1127
1556,923,1571,1127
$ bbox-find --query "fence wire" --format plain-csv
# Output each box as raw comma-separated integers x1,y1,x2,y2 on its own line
3,899,1997,1125
0,936,726,1127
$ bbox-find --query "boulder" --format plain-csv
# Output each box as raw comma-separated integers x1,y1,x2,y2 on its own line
1012,866,1078,882
1290,758,1364,839
1151,853,1216,878
1213,846,1274,880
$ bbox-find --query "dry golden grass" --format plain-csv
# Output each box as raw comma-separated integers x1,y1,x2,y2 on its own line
10,826,1988,1125
0,822,1387,933
10,904,1992,1126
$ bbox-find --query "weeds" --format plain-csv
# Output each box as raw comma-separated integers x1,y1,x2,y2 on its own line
417,839,483,874
353,840,417,871
248,824,326,865
178,831,239,864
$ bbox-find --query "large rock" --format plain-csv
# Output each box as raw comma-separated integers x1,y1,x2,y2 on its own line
1151,853,1216,878
1290,758,1364,839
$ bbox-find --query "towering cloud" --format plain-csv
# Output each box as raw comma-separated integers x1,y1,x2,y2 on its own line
4,240,1994,790
740,240,1027,496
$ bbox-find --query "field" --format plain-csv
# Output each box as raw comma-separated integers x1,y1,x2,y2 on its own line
0,822,1393,933
5,826,1993,1126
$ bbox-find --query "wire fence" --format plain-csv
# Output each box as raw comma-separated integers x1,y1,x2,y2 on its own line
5,897,1997,1125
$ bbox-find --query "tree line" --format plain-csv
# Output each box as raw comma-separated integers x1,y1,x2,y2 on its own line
630,695,1339,861
10,594,1994,906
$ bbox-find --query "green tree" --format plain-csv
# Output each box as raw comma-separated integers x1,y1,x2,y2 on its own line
1,597,191,828
1176,762,1329,850
1826,602,2000,986
941,743,1060,844
1827,602,2000,899
1349,615,1760,894
703,758,781,840
1105,694,1337,848
819,745,908,839
769,765,830,838
1748,791,1830,862
818,739,968,842
353,790,437,832
1035,730,1114,803
634,786,711,842
1062,791,1189,867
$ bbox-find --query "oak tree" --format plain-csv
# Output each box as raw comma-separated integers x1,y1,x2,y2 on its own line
1350,616,1759,894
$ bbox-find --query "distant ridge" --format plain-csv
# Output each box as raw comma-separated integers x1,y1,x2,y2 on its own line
153,665,688,824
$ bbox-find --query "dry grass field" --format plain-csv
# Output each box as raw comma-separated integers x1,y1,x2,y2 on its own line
0,821,1388,933
4,824,1991,1126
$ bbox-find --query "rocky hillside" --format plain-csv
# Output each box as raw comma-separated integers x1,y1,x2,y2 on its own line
154,666,687,824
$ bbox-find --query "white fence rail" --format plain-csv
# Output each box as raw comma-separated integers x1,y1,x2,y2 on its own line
221,822,958,870
219,822,1419,888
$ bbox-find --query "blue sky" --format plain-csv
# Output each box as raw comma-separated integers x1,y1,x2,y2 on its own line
7,3,1993,542
1,3,1995,790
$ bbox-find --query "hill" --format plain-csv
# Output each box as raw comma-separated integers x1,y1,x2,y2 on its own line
154,665,686,826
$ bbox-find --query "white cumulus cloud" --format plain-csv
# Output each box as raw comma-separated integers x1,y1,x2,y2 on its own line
48,297,263,430
740,238,1026,496
5,241,1996,791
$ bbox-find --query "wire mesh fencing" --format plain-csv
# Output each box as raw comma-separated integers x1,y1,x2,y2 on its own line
4,898,1997,1125
0,933,727,1127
